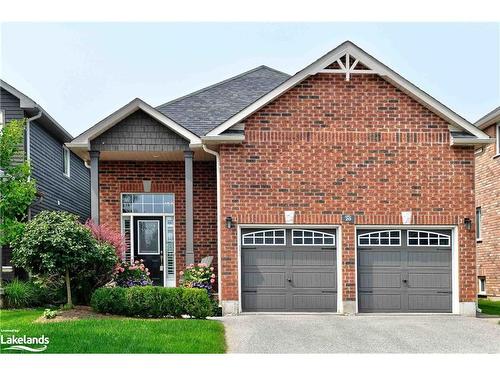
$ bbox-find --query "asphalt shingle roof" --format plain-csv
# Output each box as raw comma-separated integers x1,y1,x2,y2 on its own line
156,66,290,136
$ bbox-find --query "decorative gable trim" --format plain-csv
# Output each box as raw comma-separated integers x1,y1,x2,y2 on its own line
69,98,201,150
206,41,490,143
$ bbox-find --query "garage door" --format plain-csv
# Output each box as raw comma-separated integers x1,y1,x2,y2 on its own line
357,229,452,313
241,228,337,312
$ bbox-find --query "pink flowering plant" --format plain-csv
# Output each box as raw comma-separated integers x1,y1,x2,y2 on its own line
180,263,216,293
113,259,152,287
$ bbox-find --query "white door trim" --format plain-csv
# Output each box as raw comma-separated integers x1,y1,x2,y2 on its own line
237,224,341,314
354,225,459,314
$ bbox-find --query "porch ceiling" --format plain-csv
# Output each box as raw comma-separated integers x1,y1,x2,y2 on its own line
98,149,215,161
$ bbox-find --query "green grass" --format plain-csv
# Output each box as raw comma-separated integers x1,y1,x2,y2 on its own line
478,299,500,316
0,309,226,354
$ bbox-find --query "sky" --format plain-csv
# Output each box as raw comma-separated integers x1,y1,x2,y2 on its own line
1,22,499,137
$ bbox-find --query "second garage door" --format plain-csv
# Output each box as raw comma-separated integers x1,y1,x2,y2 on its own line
357,228,452,313
241,228,337,312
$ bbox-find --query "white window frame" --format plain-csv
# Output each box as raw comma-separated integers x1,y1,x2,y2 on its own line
357,230,401,247
291,229,336,246
0,109,5,132
137,219,161,255
242,229,286,246
496,123,500,156
62,146,71,178
406,230,450,247
121,193,175,215
476,207,482,241
478,277,486,295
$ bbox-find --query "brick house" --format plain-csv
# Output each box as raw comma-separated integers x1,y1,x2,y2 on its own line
67,41,491,316
474,107,500,299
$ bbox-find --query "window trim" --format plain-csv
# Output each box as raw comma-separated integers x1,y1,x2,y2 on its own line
0,109,5,131
136,219,161,255
242,229,286,246
476,207,482,242
121,193,175,215
478,276,486,295
406,230,450,247
357,230,401,247
496,123,500,156
62,146,71,178
291,229,336,246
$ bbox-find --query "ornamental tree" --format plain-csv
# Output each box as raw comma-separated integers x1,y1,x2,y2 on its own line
0,119,36,245
12,211,117,307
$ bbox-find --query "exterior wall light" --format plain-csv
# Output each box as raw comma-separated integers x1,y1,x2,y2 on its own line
464,218,472,231
142,179,152,193
225,216,234,229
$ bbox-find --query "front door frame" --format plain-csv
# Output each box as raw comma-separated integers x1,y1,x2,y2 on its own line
354,225,459,314
237,224,342,314
120,193,176,287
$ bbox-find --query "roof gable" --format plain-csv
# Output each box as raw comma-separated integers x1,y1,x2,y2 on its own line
206,41,490,142
156,66,289,136
475,106,500,130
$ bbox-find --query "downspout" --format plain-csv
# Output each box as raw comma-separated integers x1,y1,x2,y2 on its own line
25,109,42,220
202,144,222,304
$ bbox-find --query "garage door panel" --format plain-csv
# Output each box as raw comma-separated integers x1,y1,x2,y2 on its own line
358,250,401,267
243,250,285,266
243,293,287,311
359,272,401,289
292,294,337,311
242,272,286,289
292,250,336,266
357,229,452,313
292,271,336,288
359,293,402,311
408,294,452,312
409,272,451,289
408,250,451,267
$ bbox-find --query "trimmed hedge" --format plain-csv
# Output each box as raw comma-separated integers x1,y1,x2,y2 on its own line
90,286,213,319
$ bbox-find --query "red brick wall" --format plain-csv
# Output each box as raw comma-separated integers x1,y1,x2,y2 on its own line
475,123,500,297
219,73,476,303
99,160,217,286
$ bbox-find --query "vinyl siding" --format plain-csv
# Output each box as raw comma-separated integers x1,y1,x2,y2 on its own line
0,87,26,164
30,120,90,221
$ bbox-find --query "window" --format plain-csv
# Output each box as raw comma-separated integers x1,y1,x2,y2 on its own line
137,220,160,255
292,230,335,246
0,110,5,132
358,230,401,246
478,277,486,295
476,207,482,241
62,146,70,177
242,229,285,246
407,230,450,247
122,193,174,214
497,124,500,156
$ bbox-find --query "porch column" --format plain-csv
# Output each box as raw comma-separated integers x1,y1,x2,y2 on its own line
89,150,100,224
184,150,194,265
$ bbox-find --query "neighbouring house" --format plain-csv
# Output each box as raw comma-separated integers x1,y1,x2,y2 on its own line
474,106,500,300
67,41,492,316
0,80,91,278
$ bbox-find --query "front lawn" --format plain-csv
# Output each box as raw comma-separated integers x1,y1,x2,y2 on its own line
478,299,500,316
0,309,226,354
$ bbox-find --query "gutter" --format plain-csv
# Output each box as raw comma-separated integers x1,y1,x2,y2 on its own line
26,109,42,166
202,144,222,305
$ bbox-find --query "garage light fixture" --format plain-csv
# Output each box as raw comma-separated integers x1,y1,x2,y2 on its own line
225,216,234,229
464,217,472,231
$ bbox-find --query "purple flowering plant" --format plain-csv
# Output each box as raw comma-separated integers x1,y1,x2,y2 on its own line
180,263,216,294
113,259,152,287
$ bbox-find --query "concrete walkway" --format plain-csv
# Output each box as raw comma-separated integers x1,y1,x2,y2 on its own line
219,314,500,353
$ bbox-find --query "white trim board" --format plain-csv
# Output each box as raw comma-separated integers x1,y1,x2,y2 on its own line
206,41,489,142
69,98,201,150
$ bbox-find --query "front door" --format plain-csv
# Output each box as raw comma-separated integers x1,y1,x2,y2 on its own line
133,216,163,285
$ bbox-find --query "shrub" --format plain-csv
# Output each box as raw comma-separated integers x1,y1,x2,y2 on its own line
90,286,212,319
43,309,58,319
4,279,40,308
85,219,126,259
180,263,216,294
113,260,152,287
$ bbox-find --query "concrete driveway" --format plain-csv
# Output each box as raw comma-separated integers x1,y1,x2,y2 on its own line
219,314,500,353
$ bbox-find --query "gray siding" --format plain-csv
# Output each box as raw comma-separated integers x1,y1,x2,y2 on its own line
0,88,25,164
30,120,90,221
91,109,189,152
